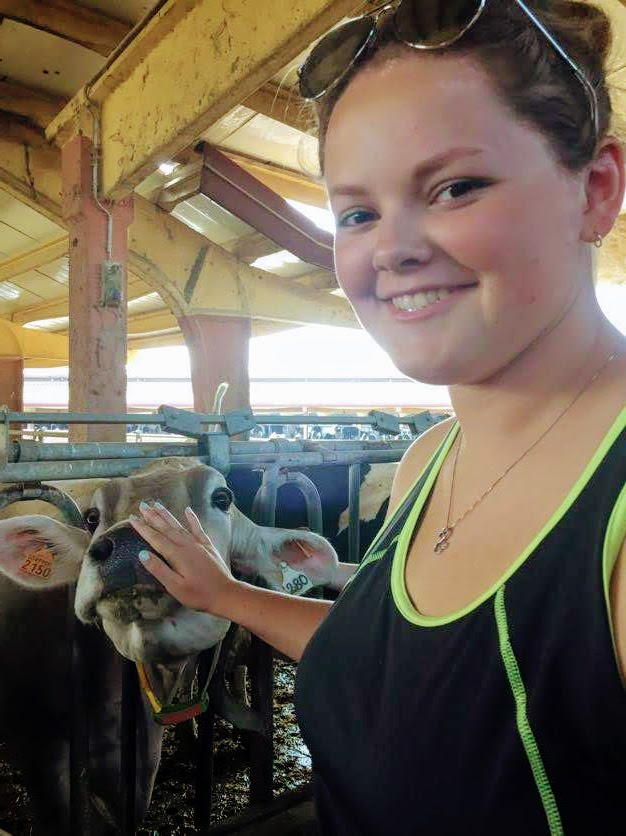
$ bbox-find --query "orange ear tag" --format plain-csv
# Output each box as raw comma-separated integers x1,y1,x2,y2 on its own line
19,546,55,581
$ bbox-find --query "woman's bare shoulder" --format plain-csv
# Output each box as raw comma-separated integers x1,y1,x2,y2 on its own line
385,416,455,520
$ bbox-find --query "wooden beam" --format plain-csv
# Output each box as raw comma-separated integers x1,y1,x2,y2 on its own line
0,80,66,131
0,234,67,282
244,84,311,134
46,0,360,198
0,139,356,328
0,0,131,56
228,153,328,209
0,113,49,148
228,230,282,263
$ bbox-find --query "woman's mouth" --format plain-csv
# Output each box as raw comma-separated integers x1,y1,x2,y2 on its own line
389,283,477,319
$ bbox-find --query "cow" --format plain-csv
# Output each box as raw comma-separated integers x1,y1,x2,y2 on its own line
0,460,338,835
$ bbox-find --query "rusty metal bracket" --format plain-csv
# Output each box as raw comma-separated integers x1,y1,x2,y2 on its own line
404,411,447,435
223,409,257,437
158,405,205,438
368,410,400,435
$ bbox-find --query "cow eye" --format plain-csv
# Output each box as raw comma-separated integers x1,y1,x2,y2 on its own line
84,507,101,532
211,487,233,512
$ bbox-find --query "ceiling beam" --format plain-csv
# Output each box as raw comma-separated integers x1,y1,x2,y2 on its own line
0,234,67,282
0,137,357,328
201,145,333,271
243,84,311,134
0,113,50,148
0,80,66,131
0,0,131,56
46,0,360,198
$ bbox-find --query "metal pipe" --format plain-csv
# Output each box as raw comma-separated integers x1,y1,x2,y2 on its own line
12,440,197,463
348,463,361,564
5,410,425,428
282,471,323,535
0,447,408,483
8,438,408,464
120,660,138,836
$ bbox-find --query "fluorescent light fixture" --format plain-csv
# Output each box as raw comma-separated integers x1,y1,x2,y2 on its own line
158,161,178,176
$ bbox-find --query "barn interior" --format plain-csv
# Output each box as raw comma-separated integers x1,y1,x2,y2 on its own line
0,0,625,832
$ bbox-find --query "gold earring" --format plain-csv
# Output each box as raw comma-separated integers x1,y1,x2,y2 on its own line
594,233,603,249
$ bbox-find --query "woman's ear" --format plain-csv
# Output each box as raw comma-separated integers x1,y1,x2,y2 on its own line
580,137,625,243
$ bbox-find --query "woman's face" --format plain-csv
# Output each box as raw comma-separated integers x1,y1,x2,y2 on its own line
324,51,589,385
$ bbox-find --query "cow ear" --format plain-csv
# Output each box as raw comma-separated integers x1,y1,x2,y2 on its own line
0,515,89,590
229,508,339,595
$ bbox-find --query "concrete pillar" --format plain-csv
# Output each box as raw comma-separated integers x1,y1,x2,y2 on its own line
178,315,251,413
0,358,23,411
62,135,133,442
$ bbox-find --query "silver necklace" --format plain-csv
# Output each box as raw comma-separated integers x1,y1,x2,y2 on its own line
433,350,619,555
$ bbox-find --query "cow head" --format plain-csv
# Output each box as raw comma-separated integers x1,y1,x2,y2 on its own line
0,462,338,664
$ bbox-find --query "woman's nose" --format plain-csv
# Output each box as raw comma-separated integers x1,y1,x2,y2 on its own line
372,216,433,274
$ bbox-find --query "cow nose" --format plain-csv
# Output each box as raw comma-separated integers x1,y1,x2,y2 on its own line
90,536,115,562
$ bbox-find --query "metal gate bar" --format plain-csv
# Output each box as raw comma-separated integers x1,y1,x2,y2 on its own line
0,409,442,833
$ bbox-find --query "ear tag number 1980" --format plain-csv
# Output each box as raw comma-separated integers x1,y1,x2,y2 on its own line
279,560,313,596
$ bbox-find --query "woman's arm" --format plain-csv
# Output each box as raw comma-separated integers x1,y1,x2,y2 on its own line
131,504,332,662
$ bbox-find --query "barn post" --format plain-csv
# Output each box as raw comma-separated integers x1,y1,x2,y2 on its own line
61,134,133,442
178,314,251,413
0,358,22,411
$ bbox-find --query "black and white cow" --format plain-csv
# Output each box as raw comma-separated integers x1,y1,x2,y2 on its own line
0,461,338,835
227,461,398,566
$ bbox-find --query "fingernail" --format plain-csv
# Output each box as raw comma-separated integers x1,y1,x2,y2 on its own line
138,550,150,562
154,501,166,511
129,513,140,523
139,501,151,512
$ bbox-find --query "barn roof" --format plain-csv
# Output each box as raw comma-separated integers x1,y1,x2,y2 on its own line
0,0,624,365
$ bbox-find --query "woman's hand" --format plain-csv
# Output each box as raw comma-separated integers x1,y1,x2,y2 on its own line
129,501,239,616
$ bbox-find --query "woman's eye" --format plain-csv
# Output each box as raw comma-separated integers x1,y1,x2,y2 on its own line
433,179,490,204
337,208,377,228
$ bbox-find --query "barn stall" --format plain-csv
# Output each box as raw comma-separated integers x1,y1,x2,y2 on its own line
0,0,625,833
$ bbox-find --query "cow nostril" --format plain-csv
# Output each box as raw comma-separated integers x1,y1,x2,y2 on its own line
90,537,115,562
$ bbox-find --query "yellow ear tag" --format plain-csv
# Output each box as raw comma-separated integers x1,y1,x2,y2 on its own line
278,560,313,596
19,546,55,580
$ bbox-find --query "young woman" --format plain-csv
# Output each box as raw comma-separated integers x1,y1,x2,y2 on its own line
132,0,626,831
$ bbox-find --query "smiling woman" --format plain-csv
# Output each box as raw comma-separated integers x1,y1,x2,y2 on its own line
133,1,626,834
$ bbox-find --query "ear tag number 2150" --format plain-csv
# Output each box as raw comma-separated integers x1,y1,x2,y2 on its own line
279,561,313,596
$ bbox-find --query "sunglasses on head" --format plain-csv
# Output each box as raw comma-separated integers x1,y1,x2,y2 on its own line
298,0,598,142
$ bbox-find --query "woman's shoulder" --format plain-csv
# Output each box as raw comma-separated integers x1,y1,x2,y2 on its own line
385,416,455,520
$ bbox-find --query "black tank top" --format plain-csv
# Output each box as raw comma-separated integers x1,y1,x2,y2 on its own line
295,407,626,835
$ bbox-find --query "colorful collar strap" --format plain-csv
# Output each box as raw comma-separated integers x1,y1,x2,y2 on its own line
136,662,209,726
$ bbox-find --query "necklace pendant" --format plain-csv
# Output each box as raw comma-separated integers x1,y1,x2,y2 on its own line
434,526,454,555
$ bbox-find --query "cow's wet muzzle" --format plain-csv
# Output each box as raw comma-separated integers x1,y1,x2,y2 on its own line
90,524,169,596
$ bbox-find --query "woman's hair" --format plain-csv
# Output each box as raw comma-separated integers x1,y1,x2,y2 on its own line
311,0,614,173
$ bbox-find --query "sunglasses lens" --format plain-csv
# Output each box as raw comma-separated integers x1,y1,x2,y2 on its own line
299,17,375,99
394,0,482,47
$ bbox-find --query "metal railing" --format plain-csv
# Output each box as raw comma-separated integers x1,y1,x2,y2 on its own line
0,405,446,833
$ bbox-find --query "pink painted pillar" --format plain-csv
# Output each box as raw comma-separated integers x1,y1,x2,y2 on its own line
178,315,251,414
62,135,133,442
0,358,23,411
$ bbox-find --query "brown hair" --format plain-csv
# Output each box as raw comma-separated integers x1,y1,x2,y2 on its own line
311,0,614,173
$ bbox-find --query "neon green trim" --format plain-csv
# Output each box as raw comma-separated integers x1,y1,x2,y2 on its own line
494,587,563,835
602,481,626,681
393,406,626,627
359,419,457,563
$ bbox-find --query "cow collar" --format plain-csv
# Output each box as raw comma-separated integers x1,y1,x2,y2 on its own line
136,651,219,725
